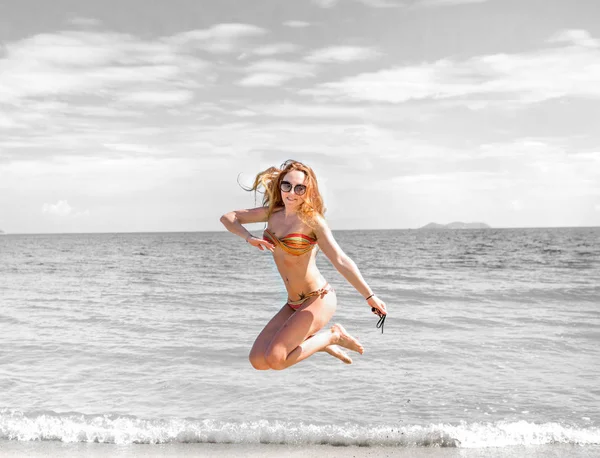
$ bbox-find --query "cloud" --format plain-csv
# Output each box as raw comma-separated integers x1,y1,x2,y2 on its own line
120,89,195,106
232,109,258,117
283,21,311,28
305,46,381,63
252,43,301,56
313,29,600,105
169,23,267,43
103,143,165,155
252,102,366,118
511,200,524,211
0,112,23,129
0,30,208,104
356,0,401,7
245,59,315,74
4,31,125,67
238,73,295,87
68,17,102,27
549,29,600,48
312,0,340,7
311,0,400,7
9,155,202,200
417,0,489,7
168,23,267,53
42,200,73,216
238,59,316,86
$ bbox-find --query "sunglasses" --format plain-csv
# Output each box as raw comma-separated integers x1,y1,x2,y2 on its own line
280,181,307,196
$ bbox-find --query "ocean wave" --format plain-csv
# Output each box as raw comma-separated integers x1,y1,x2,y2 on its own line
1,409,598,447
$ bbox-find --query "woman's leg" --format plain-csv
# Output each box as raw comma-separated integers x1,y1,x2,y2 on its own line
249,302,354,370
249,304,295,370
322,345,352,364
264,293,364,370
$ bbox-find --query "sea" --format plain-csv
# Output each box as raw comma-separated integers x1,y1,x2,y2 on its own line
1,228,599,457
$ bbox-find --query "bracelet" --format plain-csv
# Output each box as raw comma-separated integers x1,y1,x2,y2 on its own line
245,234,253,242
365,294,375,301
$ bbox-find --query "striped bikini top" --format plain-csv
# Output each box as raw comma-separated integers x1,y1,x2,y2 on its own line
263,228,317,256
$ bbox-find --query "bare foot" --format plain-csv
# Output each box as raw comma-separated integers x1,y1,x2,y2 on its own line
323,345,352,364
331,323,364,354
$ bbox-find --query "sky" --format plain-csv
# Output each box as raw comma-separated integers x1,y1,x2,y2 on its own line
1,0,600,233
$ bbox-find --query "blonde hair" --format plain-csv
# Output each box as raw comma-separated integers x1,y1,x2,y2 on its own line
244,160,325,227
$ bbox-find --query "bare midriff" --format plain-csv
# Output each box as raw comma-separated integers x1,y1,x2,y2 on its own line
272,247,328,302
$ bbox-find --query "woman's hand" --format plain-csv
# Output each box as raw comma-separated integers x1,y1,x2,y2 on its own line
367,295,387,317
247,236,275,253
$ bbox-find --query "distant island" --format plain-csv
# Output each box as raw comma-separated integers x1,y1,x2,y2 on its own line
419,222,491,230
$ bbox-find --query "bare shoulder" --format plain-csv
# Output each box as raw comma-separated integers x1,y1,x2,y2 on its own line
312,214,332,238
313,214,344,259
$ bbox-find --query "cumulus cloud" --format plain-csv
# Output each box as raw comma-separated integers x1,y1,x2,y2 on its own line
283,21,311,28
417,0,489,7
120,89,195,106
238,59,316,86
0,22,269,108
238,73,294,86
245,59,315,74
313,29,600,104
42,200,73,216
311,0,399,7
549,29,600,48
305,46,381,63
252,102,366,118
0,30,208,104
312,0,340,7
252,42,300,56
232,109,258,117
167,23,267,53
356,0,400,7
68,16,103,27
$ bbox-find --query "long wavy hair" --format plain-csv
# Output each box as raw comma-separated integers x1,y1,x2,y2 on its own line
243,160,325,227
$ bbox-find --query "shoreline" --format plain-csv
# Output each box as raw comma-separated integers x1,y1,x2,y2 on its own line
0,441,599,458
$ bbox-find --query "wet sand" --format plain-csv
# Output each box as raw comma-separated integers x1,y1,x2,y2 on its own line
0,441,598,458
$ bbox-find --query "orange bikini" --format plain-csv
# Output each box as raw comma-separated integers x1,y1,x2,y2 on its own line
263,228,332,310
263,228,317,256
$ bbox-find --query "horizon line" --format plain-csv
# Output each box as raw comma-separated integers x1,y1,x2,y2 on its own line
2,225,600,236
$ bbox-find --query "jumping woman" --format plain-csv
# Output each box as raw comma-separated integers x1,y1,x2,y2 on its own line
220,160,387,370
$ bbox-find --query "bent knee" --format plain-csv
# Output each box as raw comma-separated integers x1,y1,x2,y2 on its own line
264,348,287,371
249,352,270,371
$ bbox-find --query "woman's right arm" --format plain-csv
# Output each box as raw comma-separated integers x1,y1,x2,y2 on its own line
220,207,275,252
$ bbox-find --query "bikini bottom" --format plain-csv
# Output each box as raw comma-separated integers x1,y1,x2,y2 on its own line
286,283,333,311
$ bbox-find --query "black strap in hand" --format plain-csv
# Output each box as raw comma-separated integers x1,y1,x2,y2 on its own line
372,308,386,334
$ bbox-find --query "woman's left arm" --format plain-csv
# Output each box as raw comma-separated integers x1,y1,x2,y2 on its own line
314,216,387,317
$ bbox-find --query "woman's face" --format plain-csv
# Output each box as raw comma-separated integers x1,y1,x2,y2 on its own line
281,170,307,209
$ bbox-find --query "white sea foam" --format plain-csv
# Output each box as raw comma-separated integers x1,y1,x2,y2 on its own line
1,410,599,447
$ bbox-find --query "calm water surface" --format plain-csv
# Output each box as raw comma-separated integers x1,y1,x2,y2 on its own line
1,228,599,448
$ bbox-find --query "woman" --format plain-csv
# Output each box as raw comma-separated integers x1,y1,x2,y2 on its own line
220,160,387,370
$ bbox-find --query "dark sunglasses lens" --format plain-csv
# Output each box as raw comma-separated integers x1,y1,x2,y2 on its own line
281,182,292,192
295,185,306,196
